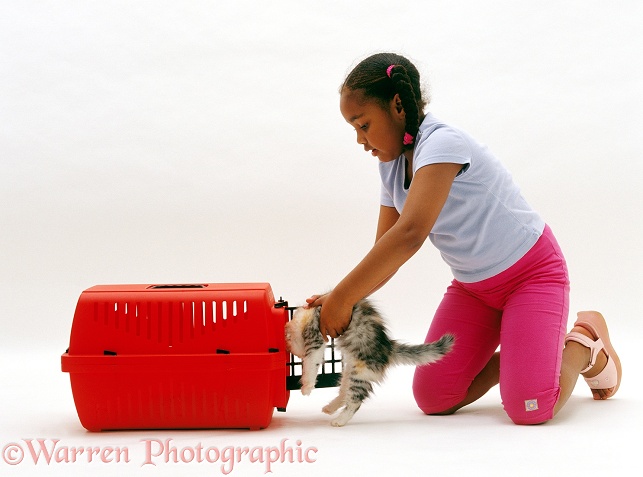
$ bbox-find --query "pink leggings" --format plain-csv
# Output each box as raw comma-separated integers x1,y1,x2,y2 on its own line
413,225,570,425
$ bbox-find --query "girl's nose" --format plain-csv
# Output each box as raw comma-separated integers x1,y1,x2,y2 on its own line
356,130,367,145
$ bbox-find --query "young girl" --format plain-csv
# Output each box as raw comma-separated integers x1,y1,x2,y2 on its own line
306,52,622,425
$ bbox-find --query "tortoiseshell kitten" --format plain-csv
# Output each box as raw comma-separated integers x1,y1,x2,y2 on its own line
285,299,454,427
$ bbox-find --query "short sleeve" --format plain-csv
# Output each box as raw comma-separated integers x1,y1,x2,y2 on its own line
413,126,472,174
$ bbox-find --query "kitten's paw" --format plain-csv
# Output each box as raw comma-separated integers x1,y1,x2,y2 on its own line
330,410,354,427
301,384,314,396
322,398,343,415
322,404,337,415
330,418,347,427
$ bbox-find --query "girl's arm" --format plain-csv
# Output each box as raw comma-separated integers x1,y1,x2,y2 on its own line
319,162,462,338
365,204,402,295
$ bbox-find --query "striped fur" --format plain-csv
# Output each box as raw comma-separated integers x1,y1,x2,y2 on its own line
285,299,454,426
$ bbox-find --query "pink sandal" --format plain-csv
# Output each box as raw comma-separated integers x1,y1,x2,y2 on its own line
564,311,622,398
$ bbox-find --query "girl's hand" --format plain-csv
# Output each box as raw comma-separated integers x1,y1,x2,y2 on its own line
319,292,352,341
304,293,328,308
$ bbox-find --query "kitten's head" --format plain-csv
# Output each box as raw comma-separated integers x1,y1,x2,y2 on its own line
284,306,319,358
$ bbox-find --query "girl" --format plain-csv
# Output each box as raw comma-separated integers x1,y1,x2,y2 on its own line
306,52,621,425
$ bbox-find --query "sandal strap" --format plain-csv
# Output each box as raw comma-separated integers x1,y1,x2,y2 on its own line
584,355,617,390
564,331,604,374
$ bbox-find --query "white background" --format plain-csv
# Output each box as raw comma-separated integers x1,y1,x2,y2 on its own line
1,1,641,476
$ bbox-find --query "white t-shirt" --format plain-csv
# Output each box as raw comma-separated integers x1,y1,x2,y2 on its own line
379,113,545,283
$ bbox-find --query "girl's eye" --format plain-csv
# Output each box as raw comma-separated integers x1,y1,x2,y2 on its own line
360,123,369,131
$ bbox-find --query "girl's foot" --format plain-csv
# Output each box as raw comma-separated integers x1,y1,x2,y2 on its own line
568,325,613,399
565,311,622,400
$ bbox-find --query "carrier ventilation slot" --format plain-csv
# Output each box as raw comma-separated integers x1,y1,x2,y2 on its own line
97,299,250,348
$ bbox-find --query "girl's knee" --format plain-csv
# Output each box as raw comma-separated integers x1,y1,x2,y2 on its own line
412,366,468,415
501,387,560,425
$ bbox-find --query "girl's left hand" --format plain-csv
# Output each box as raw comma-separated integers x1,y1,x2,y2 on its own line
319,292,353,340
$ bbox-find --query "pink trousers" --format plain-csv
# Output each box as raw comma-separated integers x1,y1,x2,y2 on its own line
413,225,570,424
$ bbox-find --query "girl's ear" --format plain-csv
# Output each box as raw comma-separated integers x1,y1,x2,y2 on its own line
391,94,405,117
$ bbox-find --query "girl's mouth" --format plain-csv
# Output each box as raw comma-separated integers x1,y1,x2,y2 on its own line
371,149,378,157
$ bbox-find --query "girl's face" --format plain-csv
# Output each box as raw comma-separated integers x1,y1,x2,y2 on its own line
340,88,407,163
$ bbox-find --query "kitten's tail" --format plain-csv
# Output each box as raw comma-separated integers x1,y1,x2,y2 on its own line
390,334,455,366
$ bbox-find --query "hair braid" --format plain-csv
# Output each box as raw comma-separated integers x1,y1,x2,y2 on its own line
388,65,420,149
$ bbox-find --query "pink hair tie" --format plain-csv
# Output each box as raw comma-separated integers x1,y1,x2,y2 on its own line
403,132,414,145
386,64,395,78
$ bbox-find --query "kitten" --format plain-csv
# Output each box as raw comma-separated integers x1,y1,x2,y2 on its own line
285,299,454,427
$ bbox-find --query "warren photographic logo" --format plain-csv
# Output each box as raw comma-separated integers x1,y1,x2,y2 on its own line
2,437,318,474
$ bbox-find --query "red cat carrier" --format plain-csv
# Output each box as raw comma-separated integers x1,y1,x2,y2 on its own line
61,283,340,431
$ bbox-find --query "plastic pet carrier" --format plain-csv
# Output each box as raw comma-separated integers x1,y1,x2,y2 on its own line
61,283,341,431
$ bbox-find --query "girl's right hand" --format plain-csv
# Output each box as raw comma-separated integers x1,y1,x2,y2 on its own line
305,293,328,308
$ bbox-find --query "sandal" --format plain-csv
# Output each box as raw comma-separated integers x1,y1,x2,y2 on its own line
564,311,622,398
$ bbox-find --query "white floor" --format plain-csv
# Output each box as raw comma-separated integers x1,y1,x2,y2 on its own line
0,344,639,477
2,1,641,475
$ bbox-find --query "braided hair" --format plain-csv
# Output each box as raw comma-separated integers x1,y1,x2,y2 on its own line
341,53,428,150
